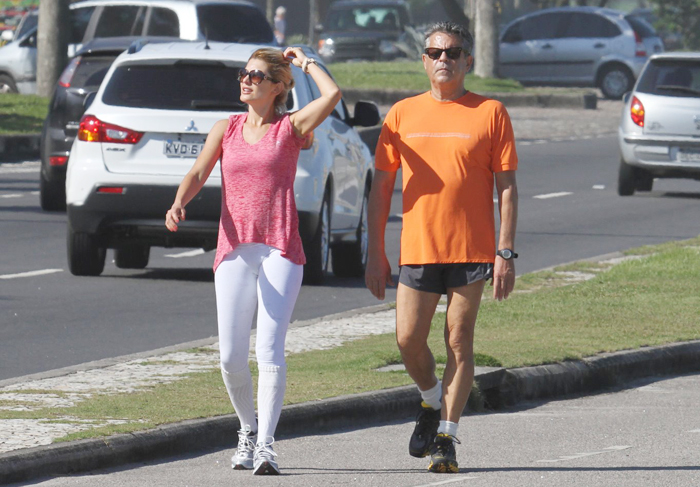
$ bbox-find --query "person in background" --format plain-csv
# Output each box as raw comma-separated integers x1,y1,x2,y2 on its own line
365,21,519,473
274,6,287,46
166,46,340,476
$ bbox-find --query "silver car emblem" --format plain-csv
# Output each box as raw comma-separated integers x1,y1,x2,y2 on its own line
694,116,700,131
185,120,198,132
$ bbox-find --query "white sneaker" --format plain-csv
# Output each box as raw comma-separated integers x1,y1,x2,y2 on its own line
231,426,256,470
253,438,279,475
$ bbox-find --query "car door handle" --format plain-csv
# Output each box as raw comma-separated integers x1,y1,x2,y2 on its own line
594,43,606,48
541,43,553,49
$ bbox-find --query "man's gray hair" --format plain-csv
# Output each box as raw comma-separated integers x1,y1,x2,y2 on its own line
423,21,473,54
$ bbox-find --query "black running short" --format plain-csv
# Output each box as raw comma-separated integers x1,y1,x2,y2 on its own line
398,263,494,295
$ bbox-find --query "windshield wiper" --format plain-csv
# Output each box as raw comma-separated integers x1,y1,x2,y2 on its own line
656,85,700,96
190,100,246,110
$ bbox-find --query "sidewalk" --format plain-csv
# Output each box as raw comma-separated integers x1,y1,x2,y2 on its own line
3,252,700,485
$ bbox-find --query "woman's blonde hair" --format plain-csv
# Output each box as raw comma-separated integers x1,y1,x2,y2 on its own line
249,48,295,115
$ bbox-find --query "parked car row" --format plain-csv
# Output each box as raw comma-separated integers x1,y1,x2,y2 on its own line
61,41,379,283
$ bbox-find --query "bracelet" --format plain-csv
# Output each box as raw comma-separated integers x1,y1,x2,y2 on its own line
302,57,317,73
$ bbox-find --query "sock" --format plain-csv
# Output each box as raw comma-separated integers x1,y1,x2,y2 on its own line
256,364,287,442
419,379,442,410
221,365,258,433
438,420,459,438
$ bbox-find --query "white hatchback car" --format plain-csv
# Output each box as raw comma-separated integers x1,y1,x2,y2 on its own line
65,42,379,283
617,52,700,196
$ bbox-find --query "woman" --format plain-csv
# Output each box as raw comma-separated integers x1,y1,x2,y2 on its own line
165,46,341,476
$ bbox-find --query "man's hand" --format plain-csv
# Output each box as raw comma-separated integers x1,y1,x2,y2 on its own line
492,256,515,301
365,252,394,300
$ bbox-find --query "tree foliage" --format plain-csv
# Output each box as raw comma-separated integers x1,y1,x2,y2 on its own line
649,0,700,50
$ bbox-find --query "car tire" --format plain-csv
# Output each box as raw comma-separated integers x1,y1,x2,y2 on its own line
618,159,637,196
635,169,654,192
599,64,634,100
331,182,369,278
39,170,66,211
0,74,18,94
67,226,106,276
114,245,150,269
303,190,331,285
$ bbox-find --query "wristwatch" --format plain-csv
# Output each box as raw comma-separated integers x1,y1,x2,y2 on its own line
496,249,518,260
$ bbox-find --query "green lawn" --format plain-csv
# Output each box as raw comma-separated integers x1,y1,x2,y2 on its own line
0,93,48,135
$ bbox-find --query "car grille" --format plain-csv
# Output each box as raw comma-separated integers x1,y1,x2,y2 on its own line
333,39,380,61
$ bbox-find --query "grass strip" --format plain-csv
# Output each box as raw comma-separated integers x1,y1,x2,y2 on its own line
3,237,700,443
0,93,48,135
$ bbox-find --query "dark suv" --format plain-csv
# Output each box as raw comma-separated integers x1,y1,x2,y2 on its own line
39,37,174,211
317,0,412,63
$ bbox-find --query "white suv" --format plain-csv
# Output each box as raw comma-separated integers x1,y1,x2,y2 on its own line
65,42,380,283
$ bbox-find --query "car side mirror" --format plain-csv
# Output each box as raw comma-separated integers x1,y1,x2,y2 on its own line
83,92,97,110
353,101,380,127
20,34,36,48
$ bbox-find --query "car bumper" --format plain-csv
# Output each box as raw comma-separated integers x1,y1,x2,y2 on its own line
619,131,700,177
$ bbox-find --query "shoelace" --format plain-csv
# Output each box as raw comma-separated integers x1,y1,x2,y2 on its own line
255,440,278,461
236,428,255,455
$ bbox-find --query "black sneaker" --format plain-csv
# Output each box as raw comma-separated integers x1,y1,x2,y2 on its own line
408,402,440,458
428,433,460,473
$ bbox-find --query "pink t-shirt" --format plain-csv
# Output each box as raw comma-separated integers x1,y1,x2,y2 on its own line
213,113,306,272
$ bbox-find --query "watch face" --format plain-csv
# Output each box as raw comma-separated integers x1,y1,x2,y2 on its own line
500,249,512,259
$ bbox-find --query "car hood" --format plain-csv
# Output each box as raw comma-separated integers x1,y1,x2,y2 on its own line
321,30,398,42
637,92,700,137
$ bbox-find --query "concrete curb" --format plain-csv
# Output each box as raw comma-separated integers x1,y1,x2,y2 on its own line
2,340,700,485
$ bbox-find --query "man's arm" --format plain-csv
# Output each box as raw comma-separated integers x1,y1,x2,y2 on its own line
365,169,397,300
493,170,518,301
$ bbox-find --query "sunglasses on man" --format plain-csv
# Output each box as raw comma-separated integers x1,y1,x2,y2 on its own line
423,47,466,60
238,68,278,85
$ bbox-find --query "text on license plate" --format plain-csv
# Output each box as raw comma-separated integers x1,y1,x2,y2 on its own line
678,149,700,163
164,141,205,158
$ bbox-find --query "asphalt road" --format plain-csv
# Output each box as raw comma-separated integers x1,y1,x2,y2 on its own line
22,372,700,486
3,134,700,381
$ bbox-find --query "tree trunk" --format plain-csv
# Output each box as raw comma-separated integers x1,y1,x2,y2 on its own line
439,0,471,29
308,0,317,47
37,0,70,98
266,0,274,24
474,0,498,78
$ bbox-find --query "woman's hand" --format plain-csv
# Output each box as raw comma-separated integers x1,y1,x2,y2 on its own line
283,47,307,68
165,204,186,232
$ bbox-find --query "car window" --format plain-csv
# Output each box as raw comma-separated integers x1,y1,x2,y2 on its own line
147,7,179,37
624,15,657,39
306,66,346,122
196,5,273,43
502,13,565,42
94,6,144,38
72,55,117,90
636,59,700,97
15,12,37,40
563,13,621,38
71,6,95,44
326,6,404,32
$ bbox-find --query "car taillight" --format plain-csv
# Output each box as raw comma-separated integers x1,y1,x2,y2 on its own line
630,96,645,127
78,115,144,144
58,57,81,88
49,156,68,166
96,186,125,194
634,31,647,57
318,39,325,51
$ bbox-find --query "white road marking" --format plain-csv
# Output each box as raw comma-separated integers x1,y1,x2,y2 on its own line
687,429,700,433
593,185,606,190
0,194,23,198
0,269,63,280
0,161,40,174
537,445,632,463
411,475,479,486
533,192,573,200
164,249,206,258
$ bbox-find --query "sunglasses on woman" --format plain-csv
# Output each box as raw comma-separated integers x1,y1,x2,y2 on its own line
424,47,465,60
238,68,278,85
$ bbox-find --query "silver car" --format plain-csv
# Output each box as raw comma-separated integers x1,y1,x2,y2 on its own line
618,52,700,196
500,7,664,99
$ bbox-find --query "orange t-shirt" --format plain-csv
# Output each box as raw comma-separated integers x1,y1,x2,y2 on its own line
375,91,518,265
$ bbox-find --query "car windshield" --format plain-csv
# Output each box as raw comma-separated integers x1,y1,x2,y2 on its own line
636,59,700,97
102,61,249,110
326,7,403,32
196,5,273,43
72,55,117,90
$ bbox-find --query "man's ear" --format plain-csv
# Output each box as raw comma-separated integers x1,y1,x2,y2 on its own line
466,54,474,73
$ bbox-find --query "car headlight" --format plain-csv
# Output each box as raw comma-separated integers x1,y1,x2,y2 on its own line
379,39,399,56
319,37,335,57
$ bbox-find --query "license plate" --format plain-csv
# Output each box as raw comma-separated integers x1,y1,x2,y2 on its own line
678,149,700,163
163,140,205,158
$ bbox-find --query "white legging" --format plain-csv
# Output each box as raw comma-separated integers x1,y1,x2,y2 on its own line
215,243,303,442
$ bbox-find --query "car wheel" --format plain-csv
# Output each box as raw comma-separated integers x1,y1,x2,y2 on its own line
303,191,331,285
39,170,66,211
0,74,18,94
618,159,637,196
331,182,369,278
599,65,633,100
67,225,106,276
114,245,150,269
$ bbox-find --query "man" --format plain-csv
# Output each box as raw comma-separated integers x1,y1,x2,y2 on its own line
365,21,518,473
274,6,286,46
